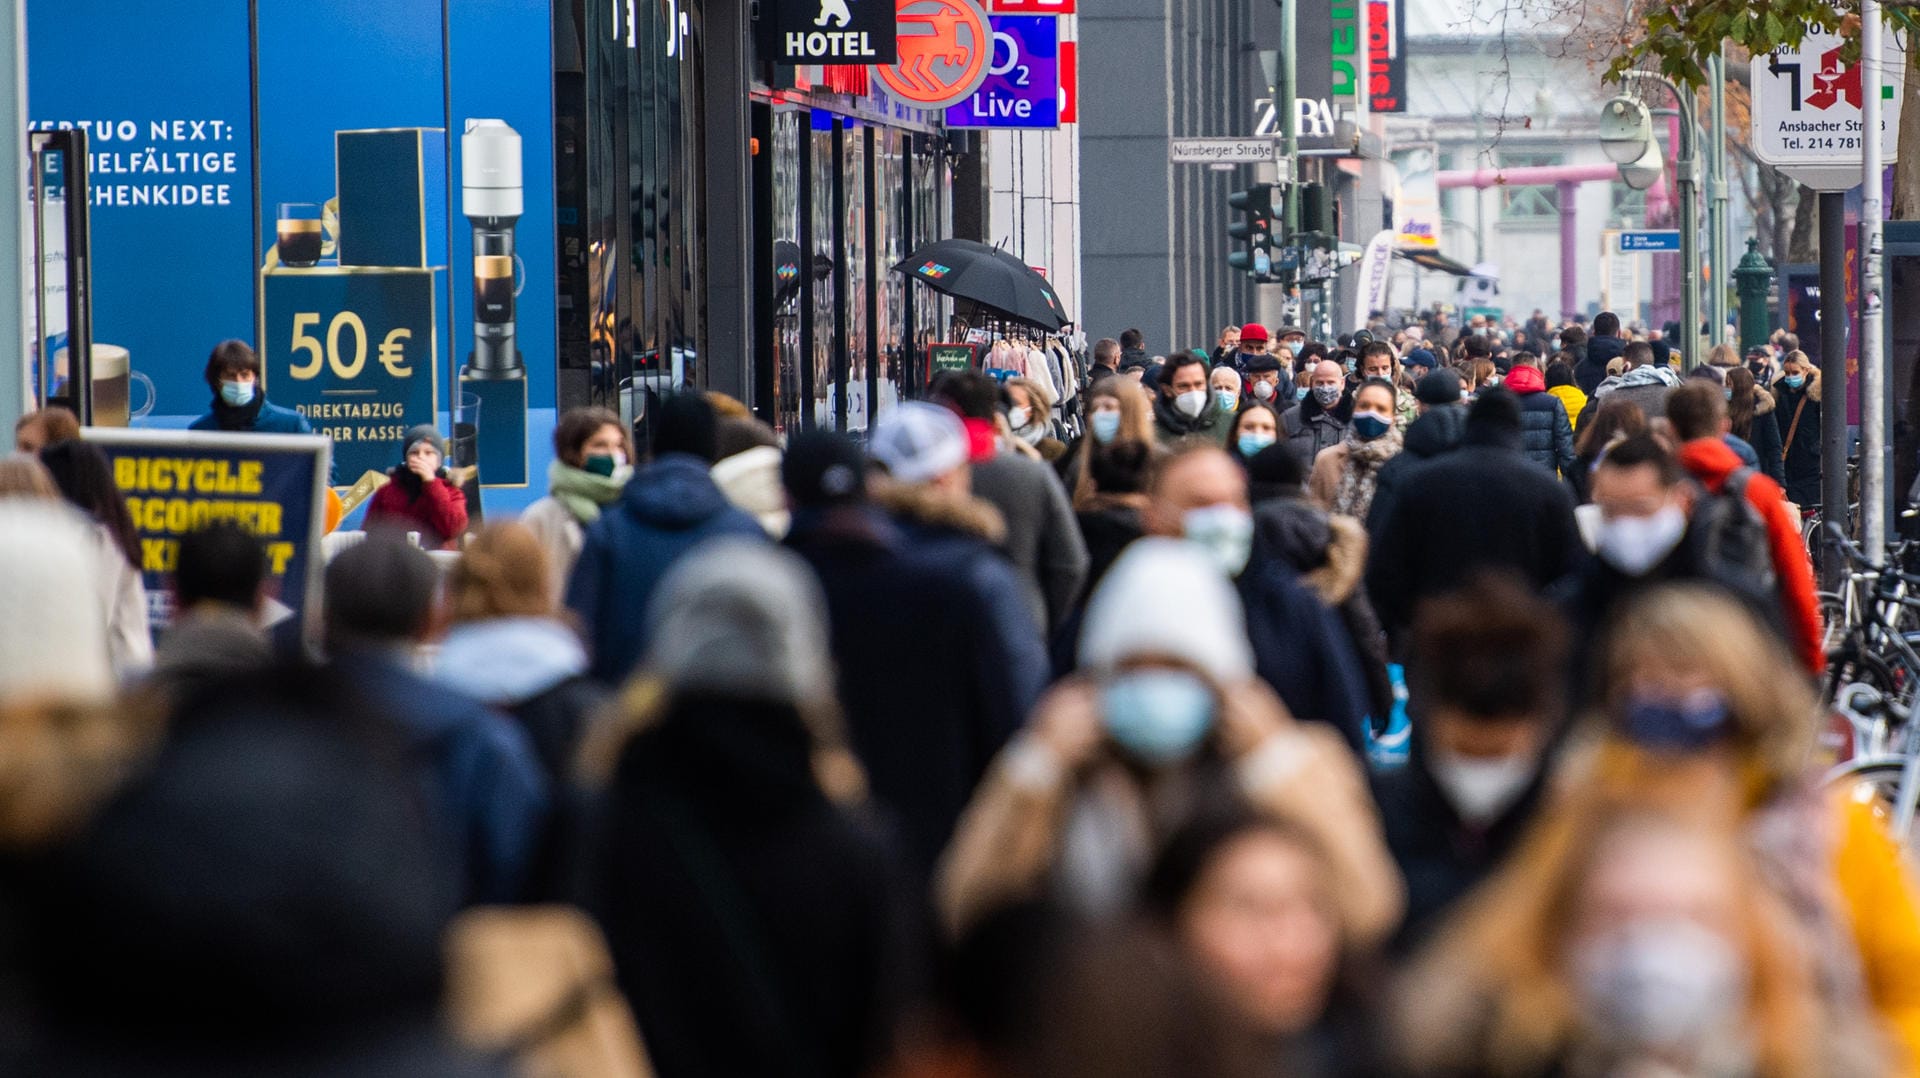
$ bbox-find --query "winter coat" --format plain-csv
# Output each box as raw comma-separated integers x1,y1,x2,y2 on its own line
1547,384,1588,431
1239,553,1376,754
1365,404,1467,536
1740,387,1788,486
431,616,603,786
786,495,1047,876
937,710,1404,946
147,603,271,701
1371,733,1558,957
1573,333,1626,392
188,396,314,435
1773,369,1823,507
87,525,152,676
972,450,1090,633
1677,437,1825,674
581,697,922,1078
1308,426,1404,523
1366,425,1585,652
566,453,765,686
1150,390,1232,448
1575,364,1677,430
521,461,631,602
1073,493,1147,600
329,650,551,906
1282,390,1355,462
1253,504,1395,731
1503,365,1575,475
366,471,469,550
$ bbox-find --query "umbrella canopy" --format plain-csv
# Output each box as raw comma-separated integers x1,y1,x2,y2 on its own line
892,238,1071,332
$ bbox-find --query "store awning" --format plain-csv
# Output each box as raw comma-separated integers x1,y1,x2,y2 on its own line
1398,249,1474,276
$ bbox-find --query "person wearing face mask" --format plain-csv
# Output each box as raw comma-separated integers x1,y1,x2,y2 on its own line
1553,433,1791,696
1149,351,1230,448
1227,321,1270,374
1355,342,1417,432
1061,376,1155,501
1004,376,1064,461
1242,351,1288,408
1211,323,1244,368
1209,365,1243,418
936,537,1402,948
1307,379,1402,523
1393,798,1878,1077
522,406,636,601
1145,446,1372,754
1372,577,1571,956
189,339,315,435
364,424,470,550
1771,349,1822,511
1226,401,1283,467
1280,361,1354,463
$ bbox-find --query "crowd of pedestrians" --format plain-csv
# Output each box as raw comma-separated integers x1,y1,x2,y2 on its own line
0,309,1914,1077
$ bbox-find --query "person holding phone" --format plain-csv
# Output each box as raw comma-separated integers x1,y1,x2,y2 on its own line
365,424,468,549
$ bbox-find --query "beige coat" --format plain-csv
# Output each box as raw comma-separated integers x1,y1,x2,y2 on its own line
937,700,1405,946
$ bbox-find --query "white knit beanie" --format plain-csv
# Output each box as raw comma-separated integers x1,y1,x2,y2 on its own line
711,445,791,538
0,501,114,704
1077,537,1253,684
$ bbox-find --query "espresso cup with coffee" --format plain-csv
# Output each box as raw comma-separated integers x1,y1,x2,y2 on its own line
277,202,323,267
55,343,154,427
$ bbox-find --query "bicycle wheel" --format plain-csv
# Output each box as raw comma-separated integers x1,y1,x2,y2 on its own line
1825,760,1919,856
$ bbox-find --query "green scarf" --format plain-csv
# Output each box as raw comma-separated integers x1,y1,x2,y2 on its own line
547,459,627,524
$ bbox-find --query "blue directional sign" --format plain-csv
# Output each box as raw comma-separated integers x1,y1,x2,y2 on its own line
945,15,1059,129
1618,229,1682,252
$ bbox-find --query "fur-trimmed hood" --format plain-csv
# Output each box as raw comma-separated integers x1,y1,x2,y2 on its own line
870,479,1008,545
1774,368,1822,402
1300,513,1367,605
1754,385,1777,416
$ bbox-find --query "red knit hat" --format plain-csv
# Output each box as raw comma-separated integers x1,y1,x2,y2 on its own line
1239,322,1269,343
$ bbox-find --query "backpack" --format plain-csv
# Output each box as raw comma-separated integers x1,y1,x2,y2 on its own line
1688,467,1778,596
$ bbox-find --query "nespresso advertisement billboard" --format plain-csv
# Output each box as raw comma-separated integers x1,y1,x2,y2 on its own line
27,0,555,486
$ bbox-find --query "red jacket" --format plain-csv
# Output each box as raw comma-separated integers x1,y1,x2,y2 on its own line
365,471,468,550
1678,438,1824,673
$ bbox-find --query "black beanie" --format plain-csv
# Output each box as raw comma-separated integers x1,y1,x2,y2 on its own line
652,390,718,462
782,431,867,509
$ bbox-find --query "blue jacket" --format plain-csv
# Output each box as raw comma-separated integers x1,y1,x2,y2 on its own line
188,398,313,434
331,650,550,906
566,453,765,685
1238,555,1374,754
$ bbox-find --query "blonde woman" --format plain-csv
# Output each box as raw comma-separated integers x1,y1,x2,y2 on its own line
1065,376,1156,508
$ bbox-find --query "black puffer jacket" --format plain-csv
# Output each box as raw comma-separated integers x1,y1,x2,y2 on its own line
1574,333,1626,393
1503,366,1575,475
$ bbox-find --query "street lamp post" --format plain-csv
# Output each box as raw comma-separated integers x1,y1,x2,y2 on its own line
1707,46,1729,349
1616,71,1699,361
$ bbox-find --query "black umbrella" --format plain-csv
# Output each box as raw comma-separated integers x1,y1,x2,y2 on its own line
891,238,1071,332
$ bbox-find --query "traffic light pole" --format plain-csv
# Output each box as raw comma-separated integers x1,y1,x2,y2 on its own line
1279,0,1298,237
1708,46,1729,349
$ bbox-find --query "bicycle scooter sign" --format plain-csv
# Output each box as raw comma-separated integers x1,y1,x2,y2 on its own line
873,0,992,110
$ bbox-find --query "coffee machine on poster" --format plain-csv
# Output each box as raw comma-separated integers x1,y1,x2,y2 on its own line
462,118,525,381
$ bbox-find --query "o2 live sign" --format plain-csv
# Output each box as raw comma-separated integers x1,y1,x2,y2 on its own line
945,15,1059,128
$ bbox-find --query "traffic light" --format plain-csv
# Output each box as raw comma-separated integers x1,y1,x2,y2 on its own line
1228,183,1278,280
1298,182,1335,237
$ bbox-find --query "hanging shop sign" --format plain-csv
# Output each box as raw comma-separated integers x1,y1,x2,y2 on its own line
945,15,1058,128
1390,144,1439,249
990,0,1073,11
774,0,898,63
872,0,992,109
1059,41,1077,123
1328,0,1363,105
1366,0,1404,112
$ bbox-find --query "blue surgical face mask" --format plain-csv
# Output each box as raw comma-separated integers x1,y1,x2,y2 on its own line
1784,374,1805,390
1183,504,1255,576
1619,689,1732,752
1238,431,1276,458
1091,410,1123,444
1295,386,1311,402
1215,389,1239,413
1352,412,1392,440
1102,669,1216,765
220,379,255,407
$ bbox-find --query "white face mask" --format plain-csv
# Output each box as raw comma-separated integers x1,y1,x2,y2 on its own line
1182,504,1255,576
1597,503,1688,576
1250,380,1276,401
1174,389,1208,418
1573,918,1747,1052
1428,747,1538,825
1008,406,1031,430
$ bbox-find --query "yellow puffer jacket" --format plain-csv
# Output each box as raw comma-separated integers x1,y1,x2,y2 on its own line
1548,384,1588,432
1834,794,1920,1073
